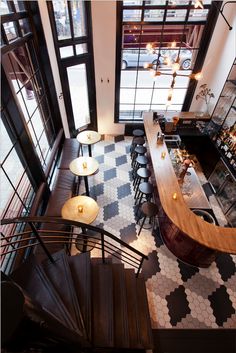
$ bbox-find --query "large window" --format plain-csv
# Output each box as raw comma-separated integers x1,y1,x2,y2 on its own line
1,0,56,168
2,43,56,168
1,0,59,271
116,0,214,121
0,111,35,273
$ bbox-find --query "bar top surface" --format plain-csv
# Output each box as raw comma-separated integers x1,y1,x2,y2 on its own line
143,112,236,254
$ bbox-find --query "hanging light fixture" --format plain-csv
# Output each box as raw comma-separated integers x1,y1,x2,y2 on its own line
144,40,202,106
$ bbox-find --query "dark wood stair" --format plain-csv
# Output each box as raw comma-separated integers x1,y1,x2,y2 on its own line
42,250,86,337
10,256,77,333
68,252,92,341
9,250,153,351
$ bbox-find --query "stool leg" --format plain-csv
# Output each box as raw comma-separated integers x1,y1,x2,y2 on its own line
134,180,141,198
136,211,143,224
131,152,137,168
138,216,146,236
79,144,83,156
137,193,143,206
135,189,141,202
133,173,139,187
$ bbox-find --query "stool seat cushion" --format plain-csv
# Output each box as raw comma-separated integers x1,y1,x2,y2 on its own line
137,167,151,179
136,155,148,165
141,202,159,217
139,182,153,195
133,129,145,137
132,136,145,145
134,146,147,154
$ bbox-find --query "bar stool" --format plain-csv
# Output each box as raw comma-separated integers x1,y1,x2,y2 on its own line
130,136,145,158
135,181,153,206
131,145,147,168
133,167,151,197
136,201,159,236
133,129,145,138
132,155,149,179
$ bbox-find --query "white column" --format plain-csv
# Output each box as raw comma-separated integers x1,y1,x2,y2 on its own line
190,1,236,114
91,0,124,135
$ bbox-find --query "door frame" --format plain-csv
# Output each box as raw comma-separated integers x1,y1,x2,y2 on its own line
60,54,97,135
47,0,97,136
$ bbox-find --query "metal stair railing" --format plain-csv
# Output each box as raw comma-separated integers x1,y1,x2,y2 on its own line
1,216,148,276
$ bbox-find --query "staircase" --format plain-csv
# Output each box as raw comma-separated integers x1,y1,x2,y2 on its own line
7,249,153,352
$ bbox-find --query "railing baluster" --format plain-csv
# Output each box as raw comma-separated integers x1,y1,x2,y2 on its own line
1,217,148,273
28,222,54,263
101,232,105,263
136,256,145,278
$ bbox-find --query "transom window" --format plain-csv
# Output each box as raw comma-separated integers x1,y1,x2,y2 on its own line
116,0,212,122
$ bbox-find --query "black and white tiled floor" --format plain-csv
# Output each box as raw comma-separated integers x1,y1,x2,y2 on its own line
76,135,236,329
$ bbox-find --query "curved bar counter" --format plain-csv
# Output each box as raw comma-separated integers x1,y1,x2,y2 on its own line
143,112,236,267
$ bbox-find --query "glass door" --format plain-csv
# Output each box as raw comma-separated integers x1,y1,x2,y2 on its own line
226,203,236,227
60,57,95,133
47,0,97,135
217,174,236,214
208,159,230,193
67,63,90,129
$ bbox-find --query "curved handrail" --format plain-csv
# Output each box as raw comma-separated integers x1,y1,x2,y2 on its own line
1,216,148,276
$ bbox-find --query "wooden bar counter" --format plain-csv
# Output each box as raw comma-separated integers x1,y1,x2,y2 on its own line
143,112,236,267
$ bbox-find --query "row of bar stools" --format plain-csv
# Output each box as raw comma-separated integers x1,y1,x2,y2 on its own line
136,201,159,236
131,145,147,168
130,131,158,237
133,167,151,197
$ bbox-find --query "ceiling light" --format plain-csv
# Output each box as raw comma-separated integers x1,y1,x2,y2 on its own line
194,0,204,9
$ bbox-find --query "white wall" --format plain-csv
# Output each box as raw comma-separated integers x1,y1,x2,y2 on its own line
91,1,124,135
190,1,236,115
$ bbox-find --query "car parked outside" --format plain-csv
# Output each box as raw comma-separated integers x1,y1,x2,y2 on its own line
122,48,192,70
162,49,192,70
122,49,164,69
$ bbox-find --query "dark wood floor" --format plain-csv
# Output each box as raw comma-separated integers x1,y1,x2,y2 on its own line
152,329,236,353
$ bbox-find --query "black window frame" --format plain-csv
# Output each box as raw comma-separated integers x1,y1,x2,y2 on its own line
115,0,220,123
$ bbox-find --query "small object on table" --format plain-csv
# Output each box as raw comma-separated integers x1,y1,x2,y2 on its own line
172,192,178,200
61,195,99,252
69,156,99,196
77,130,101,157
161,151,166,159
178,158,193,184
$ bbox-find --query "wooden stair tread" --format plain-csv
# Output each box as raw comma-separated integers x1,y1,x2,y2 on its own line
124,269,142,349
68,252,92,341
91,262,114,347
42,250,85,336
10,256,76,331
136,277,153,348
112,263,130,348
